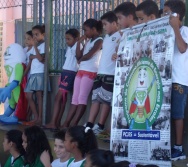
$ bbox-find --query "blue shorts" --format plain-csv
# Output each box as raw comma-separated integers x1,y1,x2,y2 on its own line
59,70,76,91
171,83,188,119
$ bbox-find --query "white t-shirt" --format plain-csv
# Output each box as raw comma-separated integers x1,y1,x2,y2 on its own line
98,32,121,75
63,42,82,72
172,26,188,86
67,159,85,167
30,42,45,74
51,158,69,167
24,46,34,65
79,37,103,72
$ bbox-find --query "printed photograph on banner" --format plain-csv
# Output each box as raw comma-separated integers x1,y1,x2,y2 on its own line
112,108,128,130
113,87,124,108
115,68,130,86
150,141,171,161
152,109,170,131
112,140,128,158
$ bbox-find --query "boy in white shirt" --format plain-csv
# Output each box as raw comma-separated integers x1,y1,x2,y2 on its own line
163,0,188,161
85,11,121,134
51,130,70,167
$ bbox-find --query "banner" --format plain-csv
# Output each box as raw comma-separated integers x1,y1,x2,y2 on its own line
111,16,175,167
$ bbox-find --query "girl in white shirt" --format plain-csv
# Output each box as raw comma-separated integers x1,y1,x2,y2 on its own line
64,126,98,167
61,18,103,128
24,25,46,125
44,29,81,130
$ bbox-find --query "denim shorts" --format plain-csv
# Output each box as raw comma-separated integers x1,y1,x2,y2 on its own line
171,83,188,119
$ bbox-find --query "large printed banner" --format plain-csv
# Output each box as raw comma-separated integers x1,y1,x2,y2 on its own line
111,17,175,167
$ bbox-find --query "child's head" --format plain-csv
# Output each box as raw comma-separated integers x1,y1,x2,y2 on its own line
54,130,70,160
22,126,53,164
136,0,159,24
100,11,118,35
85,149,114,167
32,25,45,43
64,126,98,157
163,0,185,21
114,2,137,29
3,130,25,155
25,30,34,47
83,19,103,38
65,28,80,47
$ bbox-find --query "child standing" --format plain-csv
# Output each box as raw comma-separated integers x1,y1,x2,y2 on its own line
44,29,81,130
61,19,103,128
22,126,53,167
24,30,34,79
3,130,25,167
85,11,121,135
25,25,46,125
163,0,187,161
64,126,98,167
51,130,70,167
111,2,137,62
135,0,159,24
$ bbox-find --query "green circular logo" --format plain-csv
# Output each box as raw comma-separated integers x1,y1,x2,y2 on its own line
123,57,163,130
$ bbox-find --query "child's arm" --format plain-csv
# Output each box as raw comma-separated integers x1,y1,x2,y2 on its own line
78,39,103,63
40,150,52,167
170,15,188,53
76,35,86,60
24,60,32,76
32,42,44,62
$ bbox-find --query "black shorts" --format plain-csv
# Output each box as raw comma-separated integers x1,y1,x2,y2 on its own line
92,74,114,105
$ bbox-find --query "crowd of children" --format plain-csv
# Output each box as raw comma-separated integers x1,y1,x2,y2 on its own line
0,0,188,165
3,126,159,167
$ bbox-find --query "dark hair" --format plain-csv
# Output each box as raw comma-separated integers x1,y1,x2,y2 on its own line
88,149,114,167
6,130,25,155
23,126,53,165
158,9,163,18
66,28,80,39
32,24,45,34
66,126,98,157
101,11,118,23
110,161,130,167
164,0,185,21
114,2,137,20
136,0,159,18
26,30,33,37
54,129,66,141
83,18,103,35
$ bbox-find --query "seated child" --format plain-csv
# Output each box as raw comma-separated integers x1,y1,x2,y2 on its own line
51,130,70,167
3,130,25,167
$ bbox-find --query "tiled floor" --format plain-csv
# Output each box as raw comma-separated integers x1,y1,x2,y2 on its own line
0,124,187,167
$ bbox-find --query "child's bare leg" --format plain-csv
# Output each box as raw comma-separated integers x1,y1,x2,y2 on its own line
36,91,43,125
26,92,38,122
86,102,100,128
174,119,183,145
98,103,111,126
61,104,77,128
44,90,63,128
56,91,68,127
71,104,86,126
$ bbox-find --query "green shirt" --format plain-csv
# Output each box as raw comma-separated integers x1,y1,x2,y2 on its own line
4,155,24,167
24,156,44,167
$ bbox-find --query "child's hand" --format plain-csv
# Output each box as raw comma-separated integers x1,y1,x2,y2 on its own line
40,150,51,167
169,14,181,30
29,56,34,61
112,53,118,61
79,35,87,43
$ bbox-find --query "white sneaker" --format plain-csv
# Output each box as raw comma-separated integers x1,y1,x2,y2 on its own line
92,124,104,136
83,123,87,127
